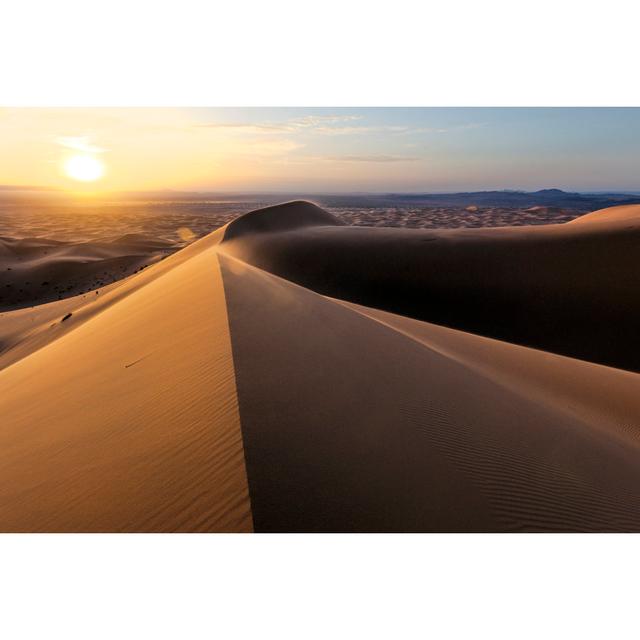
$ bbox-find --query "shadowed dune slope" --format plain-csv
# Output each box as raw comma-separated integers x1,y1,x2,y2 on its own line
219,253,640,532
2,201,640,531
222,202,640,372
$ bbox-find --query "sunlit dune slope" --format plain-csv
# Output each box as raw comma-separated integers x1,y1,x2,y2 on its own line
0,228,252,532
2,201,640,532
569,203,640,226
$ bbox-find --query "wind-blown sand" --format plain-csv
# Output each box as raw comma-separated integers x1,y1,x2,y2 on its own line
2,201,640,531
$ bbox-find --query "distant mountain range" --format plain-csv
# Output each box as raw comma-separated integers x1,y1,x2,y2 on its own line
313,190,640,210
2,187,640,212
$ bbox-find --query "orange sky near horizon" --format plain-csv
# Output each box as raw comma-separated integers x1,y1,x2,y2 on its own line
1,107,432,194
0,108,268,193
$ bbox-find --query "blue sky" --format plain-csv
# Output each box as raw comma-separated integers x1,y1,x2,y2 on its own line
186,107,640,192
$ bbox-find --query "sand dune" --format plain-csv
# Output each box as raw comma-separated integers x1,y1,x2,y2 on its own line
2,201,640,531
569,203,640,226
222,202,640,372
0,233,173,310
0,195,601,313
0,228,251,532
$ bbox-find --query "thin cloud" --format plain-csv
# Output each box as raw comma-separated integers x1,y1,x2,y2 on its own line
311,125,411,136
327,154,419,163
407,122,487,135
195,114,367,136
312,126,376,136
193,116,486,141
194,123,291,133
289,114,362,127
55,136,105,153
409,127,449,134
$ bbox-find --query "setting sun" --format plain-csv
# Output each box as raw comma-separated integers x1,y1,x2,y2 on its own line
64,154,105,182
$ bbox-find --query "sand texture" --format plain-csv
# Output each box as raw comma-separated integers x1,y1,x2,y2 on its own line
2,201,640,531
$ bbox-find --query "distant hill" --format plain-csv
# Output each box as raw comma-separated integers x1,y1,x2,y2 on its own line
2,186,640,213
314,189,640,210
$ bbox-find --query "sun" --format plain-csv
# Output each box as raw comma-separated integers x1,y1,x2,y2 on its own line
64,154,105,182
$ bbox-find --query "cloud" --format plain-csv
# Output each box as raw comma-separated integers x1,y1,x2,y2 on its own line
194,116,487,139
312,126,374,136
405,122,487,135
194,123,291,134
55,136,105,153
311,125,408,136
409,127,449,134
195,114,371,136
288,114,362,128
326,154,419,163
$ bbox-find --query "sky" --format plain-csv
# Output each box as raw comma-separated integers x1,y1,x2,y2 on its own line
1,107,640,193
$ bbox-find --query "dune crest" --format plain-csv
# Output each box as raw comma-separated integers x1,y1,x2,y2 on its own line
222,200,343,241
0,228,252,532
569,203,640,226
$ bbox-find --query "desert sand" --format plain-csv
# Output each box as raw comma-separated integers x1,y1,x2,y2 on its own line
0,234,173,310
2,201,640,531
0,194,586,312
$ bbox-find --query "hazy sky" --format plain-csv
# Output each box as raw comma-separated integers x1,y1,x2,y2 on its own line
1,107,639,193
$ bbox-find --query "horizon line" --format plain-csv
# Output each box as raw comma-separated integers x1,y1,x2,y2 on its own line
3,185,640,197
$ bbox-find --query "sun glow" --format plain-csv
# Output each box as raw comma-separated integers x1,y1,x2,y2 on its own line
64,154,105,182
